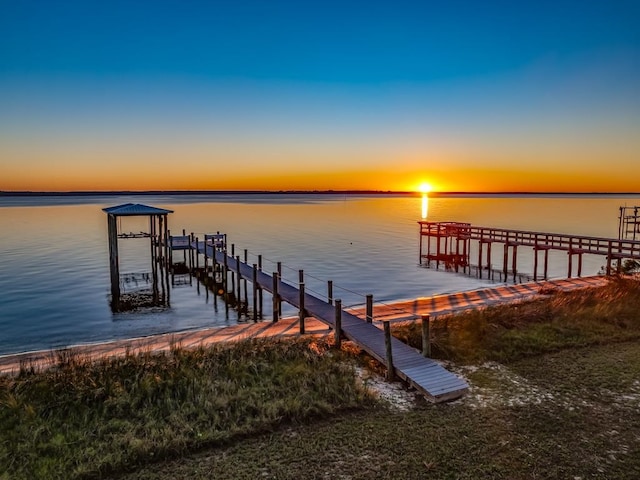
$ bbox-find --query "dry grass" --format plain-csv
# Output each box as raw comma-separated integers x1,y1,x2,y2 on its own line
392,276,640,363
0,338,373,480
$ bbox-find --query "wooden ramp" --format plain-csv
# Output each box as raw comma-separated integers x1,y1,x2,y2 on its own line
195,241,469,403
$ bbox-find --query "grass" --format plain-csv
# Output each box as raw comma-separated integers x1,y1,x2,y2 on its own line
392,276,640,363
120,341,640,479
4,276,640,479
0,338,373,480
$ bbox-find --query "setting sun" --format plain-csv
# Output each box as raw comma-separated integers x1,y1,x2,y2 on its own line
418,182,433,194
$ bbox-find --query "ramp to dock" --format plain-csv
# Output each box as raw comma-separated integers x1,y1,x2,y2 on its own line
196,241,468,403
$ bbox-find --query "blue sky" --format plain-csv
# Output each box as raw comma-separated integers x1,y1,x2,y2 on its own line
1,0,639,191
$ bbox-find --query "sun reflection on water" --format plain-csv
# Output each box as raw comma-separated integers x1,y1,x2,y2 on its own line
421,194,429,219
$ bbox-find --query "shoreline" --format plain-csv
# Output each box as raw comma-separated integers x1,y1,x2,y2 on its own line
0,275,608,375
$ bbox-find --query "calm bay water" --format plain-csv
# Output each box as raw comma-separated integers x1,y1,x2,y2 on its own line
1,193,638,356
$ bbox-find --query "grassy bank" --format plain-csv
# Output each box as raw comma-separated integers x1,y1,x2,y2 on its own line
121,341,640,479
0,338,373,479
3,277,640,479
393,276,640,363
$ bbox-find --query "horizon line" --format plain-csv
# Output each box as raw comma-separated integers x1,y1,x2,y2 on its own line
2,189,640,196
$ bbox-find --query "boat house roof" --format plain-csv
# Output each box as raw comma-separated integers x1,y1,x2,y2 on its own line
102,203,174,217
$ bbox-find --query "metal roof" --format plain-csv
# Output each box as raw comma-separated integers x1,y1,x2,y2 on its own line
102,203,174,216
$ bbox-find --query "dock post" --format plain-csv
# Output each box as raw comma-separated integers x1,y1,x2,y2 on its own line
272,272,279,322
258,255,263,317
182,229,187,264
243,249,249,312
327,280,333,305
512,244,518,283
299,282,306,334
223,252,229,317
486,242,492,274
577,253,583,277
478,240,483,279
383,321,395,381
167,229,172,271
190,232,195,271
543,249,549,280
230,244,236,297
366,294,373,323
533,242,539,282
195,237,200,269
212,246,218,282
203,236,208,275
277,262,282,314
236,256,242,315
568,239,573,278
606,242,612,275
502,233,509,282
419,224,423,264
334,299,342,348
421,314,431,358
106,213,120,310
252,264,258,321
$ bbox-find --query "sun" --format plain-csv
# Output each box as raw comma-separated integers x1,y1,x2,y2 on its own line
418,182,433,194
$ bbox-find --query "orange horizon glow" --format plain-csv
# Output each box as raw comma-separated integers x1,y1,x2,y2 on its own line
2,153,640,194
2,167,640,193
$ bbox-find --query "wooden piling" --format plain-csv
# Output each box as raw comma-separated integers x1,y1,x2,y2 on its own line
334,299,342,348
366,294,373,323
421,314,431,358
258,255,263,317
383,321,394,381
243,250,248,313
236,256,242,315
277,262,282,314
230,244,236,297
299,282,305,334
327,280,333,305
272,272,279,322
478,239,483,279
252,264,258,322
223,252,229,317
503,243,509,281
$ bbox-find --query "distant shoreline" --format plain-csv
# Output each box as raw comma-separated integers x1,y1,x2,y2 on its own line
1,190,639,197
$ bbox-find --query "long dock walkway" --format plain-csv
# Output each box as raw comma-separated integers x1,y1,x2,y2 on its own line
196,240,468,402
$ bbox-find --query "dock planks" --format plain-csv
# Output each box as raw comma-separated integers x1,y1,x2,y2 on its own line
194,240,469,403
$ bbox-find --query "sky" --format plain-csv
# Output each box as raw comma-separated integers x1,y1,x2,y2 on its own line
1,0,639,192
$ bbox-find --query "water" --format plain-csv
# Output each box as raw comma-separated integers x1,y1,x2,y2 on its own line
1,193,638,356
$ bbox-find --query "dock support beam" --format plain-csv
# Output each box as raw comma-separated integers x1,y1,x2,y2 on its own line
252,264,258,322
334,299,342,348
366,294,373,323
384,321,394,381
272,272,279,322
299,282,306,334
421,314,431,357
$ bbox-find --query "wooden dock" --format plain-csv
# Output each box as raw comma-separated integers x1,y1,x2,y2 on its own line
193,238,469,403
419,221,640,281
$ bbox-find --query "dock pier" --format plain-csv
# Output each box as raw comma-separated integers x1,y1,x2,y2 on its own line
419,221,640,282
161,234,469,402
